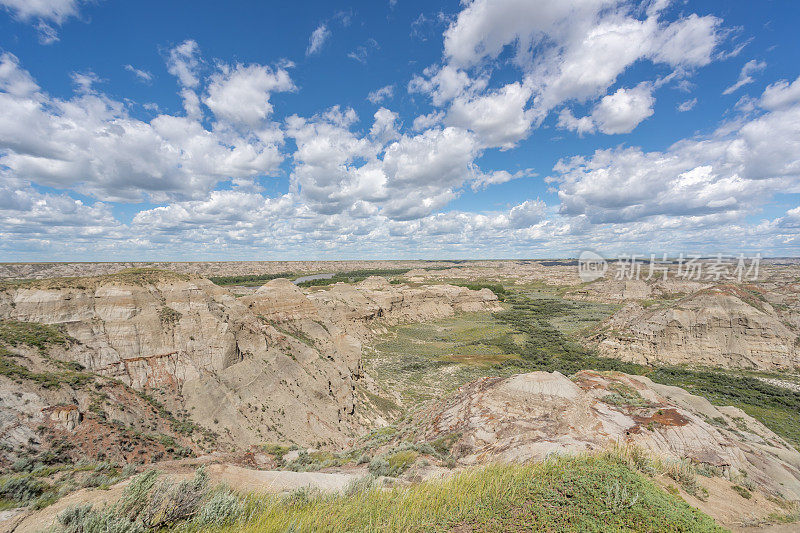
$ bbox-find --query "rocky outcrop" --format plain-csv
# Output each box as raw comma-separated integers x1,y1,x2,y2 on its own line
0,271,500,450
567,278,707,303
421,370,800,499
594,288,799,370
308,277,503,340
0,346,198,469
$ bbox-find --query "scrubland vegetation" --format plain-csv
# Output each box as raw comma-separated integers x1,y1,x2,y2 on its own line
51,451,723,533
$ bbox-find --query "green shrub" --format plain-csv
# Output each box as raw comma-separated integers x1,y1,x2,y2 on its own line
58,504,145,533
193,488,243,528
732,484,752,499
0,474,49,505
0,319,67,349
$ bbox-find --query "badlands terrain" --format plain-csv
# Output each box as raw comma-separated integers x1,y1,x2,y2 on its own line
0,260,799,532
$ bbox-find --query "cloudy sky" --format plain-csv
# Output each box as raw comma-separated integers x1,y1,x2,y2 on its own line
1,0,799,261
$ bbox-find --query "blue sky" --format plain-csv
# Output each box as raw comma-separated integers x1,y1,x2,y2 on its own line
1,0,799,260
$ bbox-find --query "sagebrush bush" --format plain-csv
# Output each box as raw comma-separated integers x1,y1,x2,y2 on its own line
58,504,144,533
55,467,210,533
193,488,243,527
0,474,49,504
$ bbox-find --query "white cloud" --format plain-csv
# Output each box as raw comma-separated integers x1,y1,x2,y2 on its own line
125,65,154,83
348,39,379,64
412,111,444,131
166,40,201,88
508,199,546,228
557,109,597,136
203,63,294,127
723,59,766,95
35,21,59,44
677,98,697,112
471,169,534,191
287,106,482,220
0,182,125,258
0,47,288,203
409,65,481,107
589,84,655,134
306,24,330,56
760,76,800,110
1,0,87,44
0,0,82,23
0,53,39,96
558,84,655,135
367,84,394,104
551,78,800,224
409,0,724,148
446,82,534,148
70,71,101,93
369,108,400,144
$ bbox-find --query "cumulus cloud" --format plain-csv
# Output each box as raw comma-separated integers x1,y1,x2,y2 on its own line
412,111,444,131
558,84,655,135
367,84,394,104
0,181,126,258
5,1,799,260
471,169,534,191
287,106,483,220
203,63,294,126
0,0,82,23
760,76,800,110
166,40,201,88
369,107,401,144
446,82,534,148
551,77,800,224
723,59,766,95
409,0,724,147
0,47,289,203
124,191,558,260
306,24,330,56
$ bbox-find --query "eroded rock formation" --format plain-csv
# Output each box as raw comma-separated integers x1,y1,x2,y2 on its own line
0,271,501,455
421,370,800,499
594,287,799,370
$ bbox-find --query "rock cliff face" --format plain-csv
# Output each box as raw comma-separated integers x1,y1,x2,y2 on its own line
421,370,800,500
0,271,500,455
594,287,799,370
308,276,503,339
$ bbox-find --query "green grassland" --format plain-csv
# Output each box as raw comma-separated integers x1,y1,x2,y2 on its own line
226,454,722,533
54,452,723,533
363,312,523,404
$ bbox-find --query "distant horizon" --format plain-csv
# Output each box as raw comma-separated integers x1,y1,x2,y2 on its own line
3,255,799,266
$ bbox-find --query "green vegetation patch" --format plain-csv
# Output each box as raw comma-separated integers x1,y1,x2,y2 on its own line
208,272,295,286
650,367,800,449
295,268,413,287
192,453,722,533
0,320,68,349
0,268,189,290
451,282,507,301
0,349,93,389
365,312,520,404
